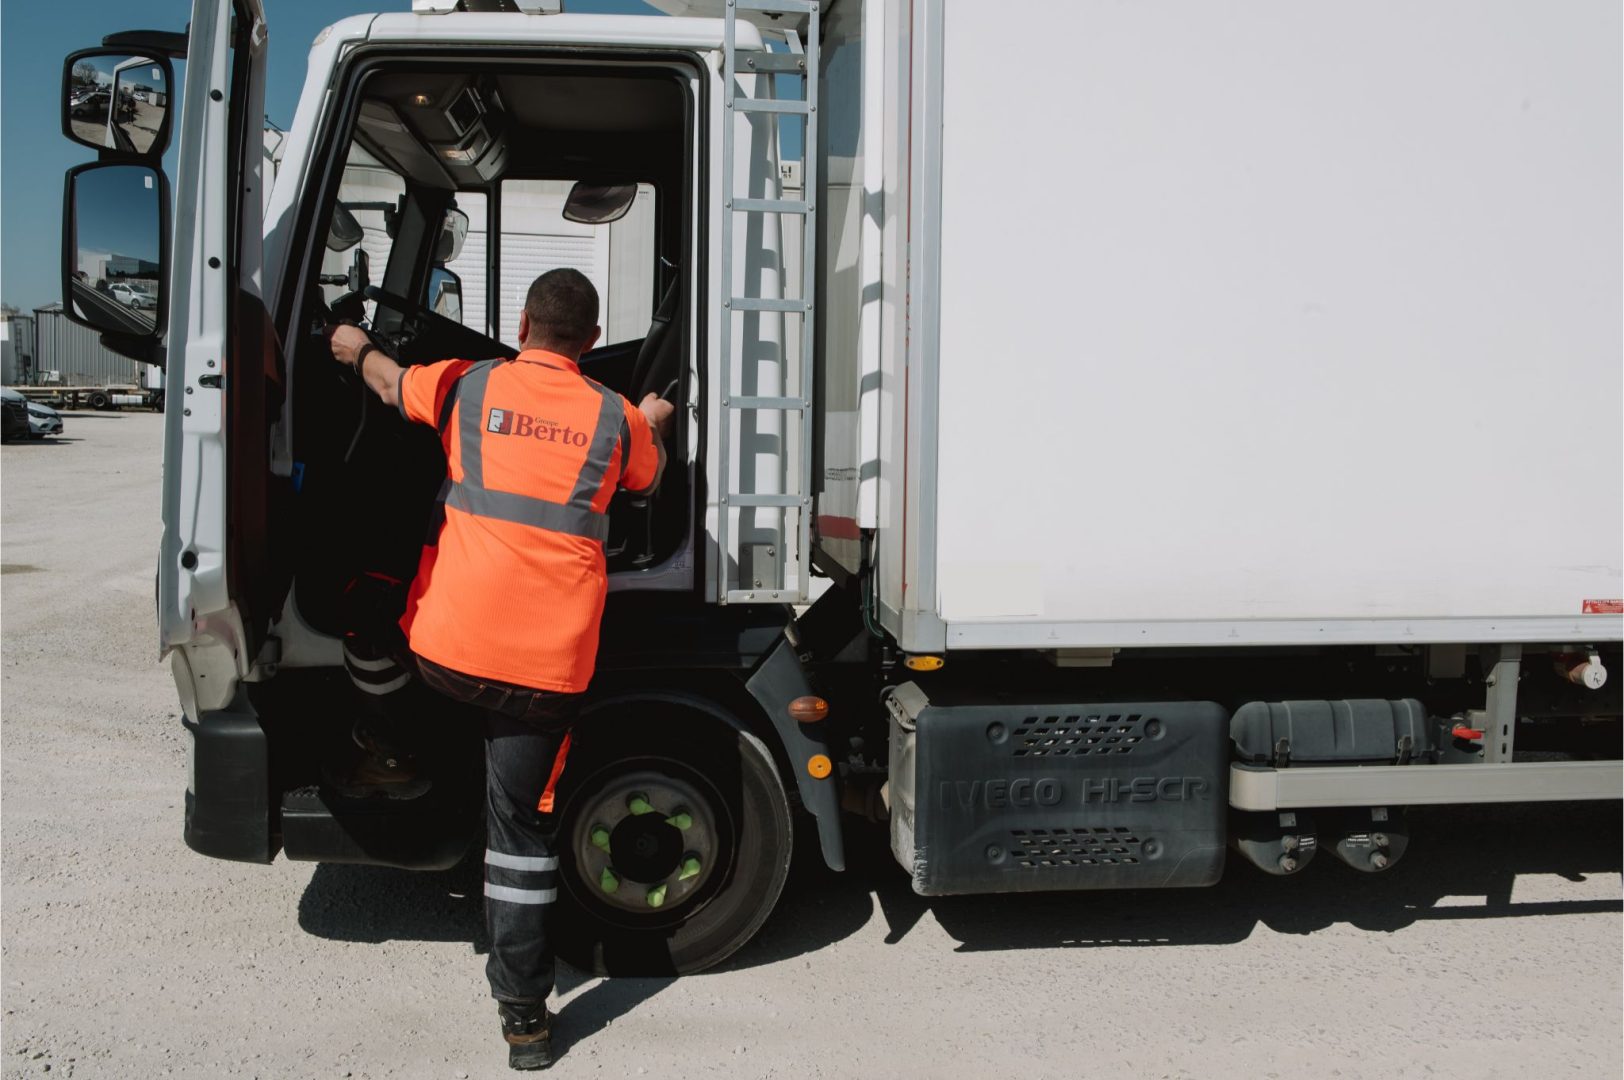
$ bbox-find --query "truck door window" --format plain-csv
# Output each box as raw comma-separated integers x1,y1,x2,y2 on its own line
321,144,406,323
496,180,655,348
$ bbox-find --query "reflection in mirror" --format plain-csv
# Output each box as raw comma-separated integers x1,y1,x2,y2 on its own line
67,54,168,155
436,208,470,263
562,182,638,225
68,165,164,336
429,267,463,325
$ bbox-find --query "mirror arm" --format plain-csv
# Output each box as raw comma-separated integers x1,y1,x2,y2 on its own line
100,332,163,367
100,30,188,59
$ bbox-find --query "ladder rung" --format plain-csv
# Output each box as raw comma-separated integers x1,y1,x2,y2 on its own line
739,53,807,73
724,493,808,508
728,297,810,313
736,0,817,13
725,396,807,410
733,98,809,115
732,197,811,214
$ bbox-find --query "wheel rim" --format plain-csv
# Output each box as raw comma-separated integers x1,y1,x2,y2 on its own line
567,764,728,921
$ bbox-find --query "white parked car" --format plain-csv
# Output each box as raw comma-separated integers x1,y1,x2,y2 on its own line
109,283,156,309
26,400,64,439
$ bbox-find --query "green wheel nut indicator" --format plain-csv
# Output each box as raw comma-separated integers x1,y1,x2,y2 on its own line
646,884,668,908
666,811,693,831
590,825,612,851
677,855,702,882
627,793,655,816
599,867,620,894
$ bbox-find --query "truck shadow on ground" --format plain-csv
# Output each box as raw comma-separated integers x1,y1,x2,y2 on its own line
297,800,1619,1054
749,799,1622,960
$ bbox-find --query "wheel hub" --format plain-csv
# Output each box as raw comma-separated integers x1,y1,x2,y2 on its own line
571,771,719,915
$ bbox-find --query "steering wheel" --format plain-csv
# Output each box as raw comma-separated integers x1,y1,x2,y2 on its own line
363,286,515,364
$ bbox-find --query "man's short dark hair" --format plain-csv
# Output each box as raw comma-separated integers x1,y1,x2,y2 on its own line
524,268,599,350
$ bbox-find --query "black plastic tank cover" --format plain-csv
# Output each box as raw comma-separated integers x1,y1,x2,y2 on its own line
889,686,1229,896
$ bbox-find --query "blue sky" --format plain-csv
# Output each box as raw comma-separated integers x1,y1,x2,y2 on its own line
2,0,661,313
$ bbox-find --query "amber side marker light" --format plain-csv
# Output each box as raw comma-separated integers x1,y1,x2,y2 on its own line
788,696,829,723
807,754,833,779
904,654,944,672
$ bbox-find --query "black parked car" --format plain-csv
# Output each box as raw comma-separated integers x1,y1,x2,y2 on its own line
2,389,30,442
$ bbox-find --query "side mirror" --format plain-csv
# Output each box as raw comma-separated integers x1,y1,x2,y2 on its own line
62,162,168,336
62,50,173,157
562,182,638,225
435,208,470,263
346,248,371,295
326,204,365,252
428,267,463,325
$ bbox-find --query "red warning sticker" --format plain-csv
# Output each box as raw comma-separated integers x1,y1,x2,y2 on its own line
1582,599,1624,614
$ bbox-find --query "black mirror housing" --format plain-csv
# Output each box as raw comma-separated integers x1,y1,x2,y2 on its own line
562,182,639,225
62,48,175,158
62,162,170,339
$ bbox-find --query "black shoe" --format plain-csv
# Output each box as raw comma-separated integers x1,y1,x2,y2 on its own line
325,727,431,800
498,1002,554,1071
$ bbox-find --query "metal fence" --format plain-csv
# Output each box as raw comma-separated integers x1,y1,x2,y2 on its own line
23,305,144,387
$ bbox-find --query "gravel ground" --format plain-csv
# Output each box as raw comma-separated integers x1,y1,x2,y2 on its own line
3,411,1621,1080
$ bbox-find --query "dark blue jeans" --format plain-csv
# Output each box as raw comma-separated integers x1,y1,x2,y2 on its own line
416,657,581,1005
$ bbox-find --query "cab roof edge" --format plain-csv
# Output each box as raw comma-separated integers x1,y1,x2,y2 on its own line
411,0,566,12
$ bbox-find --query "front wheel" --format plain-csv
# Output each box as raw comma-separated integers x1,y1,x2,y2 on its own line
551,703,792,976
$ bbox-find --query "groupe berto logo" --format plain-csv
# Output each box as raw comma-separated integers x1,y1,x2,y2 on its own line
486,408,590,446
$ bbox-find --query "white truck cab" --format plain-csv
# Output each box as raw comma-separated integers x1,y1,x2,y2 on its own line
56,0,1621,974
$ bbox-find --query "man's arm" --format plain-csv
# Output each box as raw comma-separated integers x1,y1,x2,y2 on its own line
327,324,406,410
628,392,675,495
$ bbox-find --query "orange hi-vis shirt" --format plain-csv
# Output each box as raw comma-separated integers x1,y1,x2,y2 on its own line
396,349,660,693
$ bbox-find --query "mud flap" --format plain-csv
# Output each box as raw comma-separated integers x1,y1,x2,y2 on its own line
183,706,278,863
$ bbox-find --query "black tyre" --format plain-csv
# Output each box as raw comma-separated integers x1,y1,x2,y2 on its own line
551,701,792,976
88,391,112,410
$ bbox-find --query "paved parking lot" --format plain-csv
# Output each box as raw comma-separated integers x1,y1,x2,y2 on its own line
2,411,1620,1079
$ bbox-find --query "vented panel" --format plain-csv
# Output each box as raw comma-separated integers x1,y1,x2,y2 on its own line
1012,713,1153,757
1009,827,1143,868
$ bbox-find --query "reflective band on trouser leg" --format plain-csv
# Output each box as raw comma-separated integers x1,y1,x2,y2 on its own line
443,483,610,542
484,846,560,905
536,733,572,814
486,850,559,871
568,384,629,507
483,883,558,905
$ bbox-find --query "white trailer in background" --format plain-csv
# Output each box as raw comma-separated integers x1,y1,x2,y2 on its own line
56,0,1620,974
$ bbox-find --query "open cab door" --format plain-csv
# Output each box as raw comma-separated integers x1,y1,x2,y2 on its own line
157,0,274,715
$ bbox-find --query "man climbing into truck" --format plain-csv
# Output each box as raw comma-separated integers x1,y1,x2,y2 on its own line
326,267,675,1070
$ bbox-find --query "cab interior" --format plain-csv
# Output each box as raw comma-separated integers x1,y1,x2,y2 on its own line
284,59,698,636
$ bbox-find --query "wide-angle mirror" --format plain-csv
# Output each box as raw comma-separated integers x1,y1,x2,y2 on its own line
435,208,470,263
429,267,463,325
561,182,638,225
62,51,173,157
63,163,167,336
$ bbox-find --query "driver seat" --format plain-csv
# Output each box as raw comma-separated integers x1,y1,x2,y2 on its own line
608,271,683,569
633,273,682,400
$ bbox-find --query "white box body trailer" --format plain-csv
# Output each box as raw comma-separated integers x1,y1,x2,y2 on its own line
808,0,1623,652
53,0,1621,975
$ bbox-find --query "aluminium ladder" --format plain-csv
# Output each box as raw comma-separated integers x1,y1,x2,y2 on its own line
718,0,819,604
